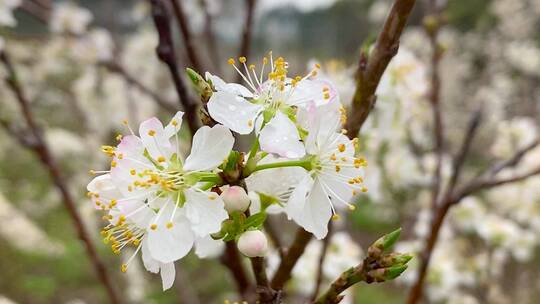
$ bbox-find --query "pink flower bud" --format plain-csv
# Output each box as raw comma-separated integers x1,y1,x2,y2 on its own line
221,186,251,213
237,230,268,257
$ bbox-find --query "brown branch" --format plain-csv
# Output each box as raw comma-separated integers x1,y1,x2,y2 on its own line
270,228,313,290
169,0,205,73
443,108,483,200
198,0,221,74
485,138,540,177
221,241,251,299
311,222,333,301
236,0,257,83
0,51,122,304
314,228,410,304
425,8,445,211
406,108,481,304
345,0,417,136
454,166,540,202
264,218,285,258
100,60,177,113
250,257,280,303
21,0,49,23
149,0,200,135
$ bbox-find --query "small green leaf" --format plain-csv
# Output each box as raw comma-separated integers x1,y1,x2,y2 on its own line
243,212,267,230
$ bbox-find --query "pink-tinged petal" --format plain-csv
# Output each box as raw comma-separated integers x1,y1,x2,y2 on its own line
184,189,228,237
194,236,224,258
206,72,253,98
147,204,195,263
208,91,262,134
286,176,332,239
183,125,234,171
164,111,184,138
160,262,176,291
139,117,173,161
259,112,305,158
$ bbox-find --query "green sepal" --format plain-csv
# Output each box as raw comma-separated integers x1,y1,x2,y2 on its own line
243,212,267,230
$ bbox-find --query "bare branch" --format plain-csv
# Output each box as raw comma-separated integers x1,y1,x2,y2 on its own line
169,0,205,73
21,0,49,23
443,108,483,199
484,138,540,177
250,257,280,303
149,0,200,135
100,60,177,113
0,50,122,304
198,0,221,74
221,241,251,299
345,0,417,136
311,222,333,301
270,228,312,290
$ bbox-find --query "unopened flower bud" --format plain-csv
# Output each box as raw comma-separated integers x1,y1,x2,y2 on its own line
222,186,251,213
237,230,268,257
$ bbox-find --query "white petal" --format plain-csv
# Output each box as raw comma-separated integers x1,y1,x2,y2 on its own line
286,176,332,239
287,78,339,107
285,175,312,224
195,236,224,258
184,189,228,237
208,91,262,134
164,111,184,138
259,112,305,158
147,211,195,263
139,117,173,160
141,238,160,273
206,72,253,98
183,125,234,171
160,262,176,291
87,174,122,209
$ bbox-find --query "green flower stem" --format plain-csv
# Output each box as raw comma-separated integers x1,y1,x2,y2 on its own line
251,159,312,173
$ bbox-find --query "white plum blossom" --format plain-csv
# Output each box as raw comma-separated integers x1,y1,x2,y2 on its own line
50,2,93,34
207,54,338,158
286,101,366,239
87,111,232,289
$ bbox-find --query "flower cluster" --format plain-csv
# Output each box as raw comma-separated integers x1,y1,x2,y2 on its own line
88,53,368,289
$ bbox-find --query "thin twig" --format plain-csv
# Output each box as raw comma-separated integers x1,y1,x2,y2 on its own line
198,0,221,74
311,222,334,301
270,228,312,290
236,0,257,83
443,108,483,199
454,166,540,202
425,1,445,211
169,0,205,73
21,0,49,23
345,0,417,136
484,138,540,177
0,51,122,304
250,257,280,303
221,241,251,299
149,0,200,135
264,218,285,258
100,60,177,113
406,108,481,304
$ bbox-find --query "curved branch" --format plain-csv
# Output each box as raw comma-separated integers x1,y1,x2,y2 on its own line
149,0,200,135
345,0,417,136
0,51,122,304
